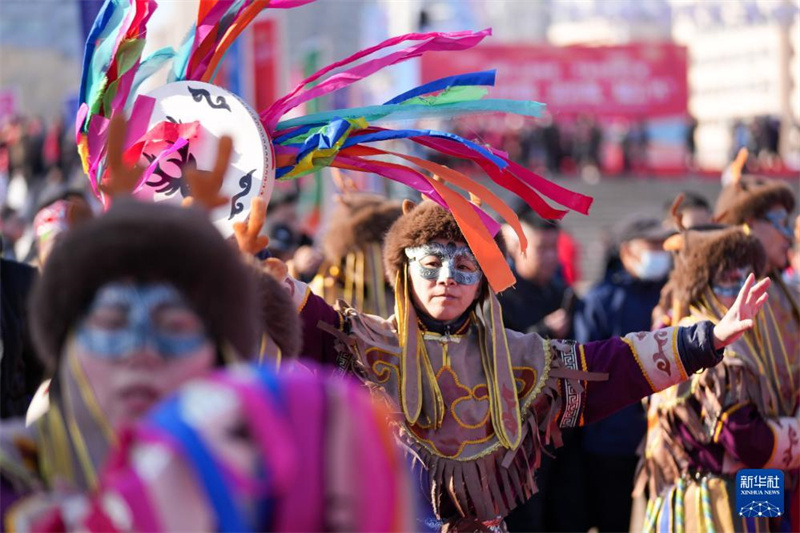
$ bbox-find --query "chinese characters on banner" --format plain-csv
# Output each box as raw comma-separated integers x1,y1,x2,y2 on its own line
421,43,690,174
420,43,688,119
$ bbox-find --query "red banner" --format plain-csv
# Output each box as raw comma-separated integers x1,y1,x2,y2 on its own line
421,43,688,119
252,18,280,113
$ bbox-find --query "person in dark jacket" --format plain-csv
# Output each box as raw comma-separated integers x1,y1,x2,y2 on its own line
500,209,575,339
500,210,585,532
573,214,675,532
0,258,42,420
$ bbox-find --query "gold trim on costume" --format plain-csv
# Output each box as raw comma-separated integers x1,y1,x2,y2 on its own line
712,402,747,443
296,285,312,313
68,347,116,444
621,336,657,393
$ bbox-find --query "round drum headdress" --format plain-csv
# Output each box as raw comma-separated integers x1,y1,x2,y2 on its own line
139,81,274,236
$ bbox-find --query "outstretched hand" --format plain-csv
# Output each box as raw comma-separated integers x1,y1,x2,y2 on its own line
183,135,232,210
100,114,145,198
233,197,269,254
712,273,771,350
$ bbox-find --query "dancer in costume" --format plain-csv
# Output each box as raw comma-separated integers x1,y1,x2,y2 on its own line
636,213,799,533
309,189,403,318
0,120,301,530
712,163,800,528
269,198,770,531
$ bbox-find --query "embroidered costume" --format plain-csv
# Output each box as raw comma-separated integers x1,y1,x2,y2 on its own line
292,201,727,528
637,223,800,533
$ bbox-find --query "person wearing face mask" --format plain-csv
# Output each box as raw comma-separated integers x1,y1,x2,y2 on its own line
275,199,769,532
636,224,799,533
572,214,675,533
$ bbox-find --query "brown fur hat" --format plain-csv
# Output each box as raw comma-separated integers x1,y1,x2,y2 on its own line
714,175,796,225
254,267,301,358
29,199,262,370
661,225,767,310
323,193,403,264
382,200,505,286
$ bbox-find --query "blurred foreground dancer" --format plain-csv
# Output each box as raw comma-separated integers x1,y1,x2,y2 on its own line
12,365,415,532
2,139,412,532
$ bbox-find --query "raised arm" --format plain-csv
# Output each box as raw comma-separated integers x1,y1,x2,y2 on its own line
552,274,771,429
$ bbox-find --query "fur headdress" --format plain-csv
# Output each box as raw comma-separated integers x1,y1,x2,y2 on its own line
30,199,263,370
662,225,766,314
715,175,795,225
323,192,403,265
383,200,506,288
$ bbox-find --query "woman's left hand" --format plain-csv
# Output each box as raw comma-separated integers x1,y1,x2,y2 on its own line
713,273,771,350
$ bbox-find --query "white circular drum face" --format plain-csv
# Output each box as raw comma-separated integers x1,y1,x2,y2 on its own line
141,81,274,237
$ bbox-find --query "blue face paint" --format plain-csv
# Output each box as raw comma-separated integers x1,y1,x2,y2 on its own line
76,283,209,360
405,242,483,286
712,267,751,301
762,209,793,241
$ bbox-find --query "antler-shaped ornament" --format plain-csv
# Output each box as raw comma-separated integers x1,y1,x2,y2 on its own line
663,193,686,252
100,114,145,199
331,167,358,194
669,193,686,231
233,197,269,254
182,135,232,209
730,147,748,185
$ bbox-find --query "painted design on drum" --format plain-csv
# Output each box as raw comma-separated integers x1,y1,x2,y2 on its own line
187,86,231,112
143,118,195,197
228,169,256,220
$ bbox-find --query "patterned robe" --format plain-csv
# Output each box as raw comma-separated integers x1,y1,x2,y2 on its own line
294,279,723,525
637,284,800,533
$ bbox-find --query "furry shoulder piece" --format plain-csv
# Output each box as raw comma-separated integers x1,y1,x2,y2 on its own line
323,193,403,264
714,175,796,225
665,225,766,310
30,200,261,369
382,200,505,287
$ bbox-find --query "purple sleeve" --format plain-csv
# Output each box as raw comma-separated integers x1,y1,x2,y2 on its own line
712,403,775,467
298,289,344,367
578,337,657,425
573,325,719,425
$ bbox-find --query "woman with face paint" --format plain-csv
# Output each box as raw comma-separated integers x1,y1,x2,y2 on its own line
636,224,800,533
281,199,772,531
0,199,303,527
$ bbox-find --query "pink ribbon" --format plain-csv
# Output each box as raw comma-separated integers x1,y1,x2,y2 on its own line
261,28,491,130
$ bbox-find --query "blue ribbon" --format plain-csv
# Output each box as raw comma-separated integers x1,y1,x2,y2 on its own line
78,0,122,107
342,128,508,169
383,70,496,105
149,396,253,532
275,98,543,130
